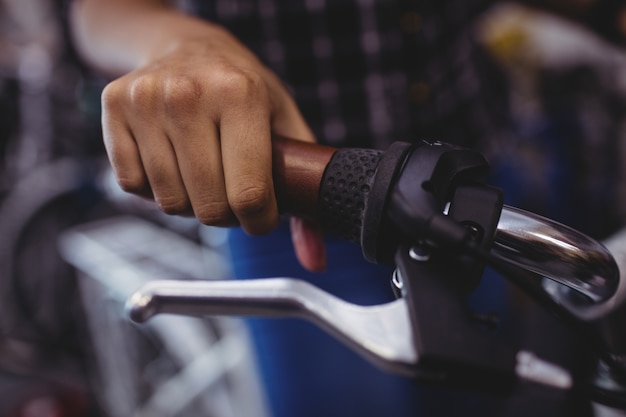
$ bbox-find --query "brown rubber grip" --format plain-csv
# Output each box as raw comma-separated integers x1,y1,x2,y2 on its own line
272,135,337,219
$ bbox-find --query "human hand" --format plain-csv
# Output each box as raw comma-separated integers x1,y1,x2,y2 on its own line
100,25,326,271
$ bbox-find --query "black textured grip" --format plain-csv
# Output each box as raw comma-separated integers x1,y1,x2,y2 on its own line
317,148,383,243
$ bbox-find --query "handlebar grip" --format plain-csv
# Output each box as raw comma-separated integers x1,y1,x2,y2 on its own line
271,135,337,219
315,146,383,243
272,136,413,263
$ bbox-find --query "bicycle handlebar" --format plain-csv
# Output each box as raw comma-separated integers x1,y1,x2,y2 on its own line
125,136,626,409
273,136,479,261
272,136,626,359
272,136,620,306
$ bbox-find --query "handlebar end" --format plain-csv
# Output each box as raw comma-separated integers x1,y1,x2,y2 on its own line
125,289,158,323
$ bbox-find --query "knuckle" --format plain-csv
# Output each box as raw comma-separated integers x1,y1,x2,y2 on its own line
116,173,146,194
229,183,272,218
209,65,265,103
103,73,164,112
156,195,189,215
162,76,205,112
128,73,161,105
194,201,233,226
101,81,125,110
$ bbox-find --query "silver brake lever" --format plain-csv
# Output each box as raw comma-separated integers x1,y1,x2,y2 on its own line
126,278,418,377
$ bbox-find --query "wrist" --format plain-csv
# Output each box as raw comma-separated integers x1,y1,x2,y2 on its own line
143,20,260,75
140,13,232,64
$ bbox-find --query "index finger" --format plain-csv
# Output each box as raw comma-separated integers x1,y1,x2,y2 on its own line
219,93,278,235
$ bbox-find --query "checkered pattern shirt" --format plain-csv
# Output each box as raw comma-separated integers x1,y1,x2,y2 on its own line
180,0,501,150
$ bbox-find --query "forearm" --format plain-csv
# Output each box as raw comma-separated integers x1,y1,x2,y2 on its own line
69,0,233,76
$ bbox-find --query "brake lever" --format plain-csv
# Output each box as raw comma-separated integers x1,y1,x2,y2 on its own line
124,204,590,393
127,278,418,377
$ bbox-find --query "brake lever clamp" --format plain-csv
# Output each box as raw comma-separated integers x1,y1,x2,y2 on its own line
385,140,504,292
316,139,497,267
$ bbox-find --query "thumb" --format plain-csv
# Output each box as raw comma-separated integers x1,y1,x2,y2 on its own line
290,217,327,272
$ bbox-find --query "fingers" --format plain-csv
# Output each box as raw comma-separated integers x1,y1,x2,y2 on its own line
102,65,281,233
130,118,191,215
101,85,153,199
219,72,278,235
101,51,316,239
103,78,192,213
160,66,278,233
162,95,237,227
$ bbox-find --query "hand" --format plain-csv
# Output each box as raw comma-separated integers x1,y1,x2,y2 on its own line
100,25,326,270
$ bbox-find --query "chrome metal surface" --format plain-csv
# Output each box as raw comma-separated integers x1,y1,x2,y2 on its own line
583,228,626,340
391,269,404,292
126,278,417,377
515,351,572,389
494,205,620,304
409,246,431,262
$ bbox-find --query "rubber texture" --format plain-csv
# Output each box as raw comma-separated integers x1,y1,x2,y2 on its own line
361,142,413,263
316,147,383,244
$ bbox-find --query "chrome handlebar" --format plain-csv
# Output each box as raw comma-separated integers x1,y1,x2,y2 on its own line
494,205,619,306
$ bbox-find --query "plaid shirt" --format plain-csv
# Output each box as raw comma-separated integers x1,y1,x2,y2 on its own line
182,0,499,150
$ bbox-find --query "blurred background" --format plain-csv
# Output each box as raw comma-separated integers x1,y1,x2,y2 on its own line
0,0,624,416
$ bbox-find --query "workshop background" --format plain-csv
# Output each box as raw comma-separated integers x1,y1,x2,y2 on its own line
0,1,624,416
